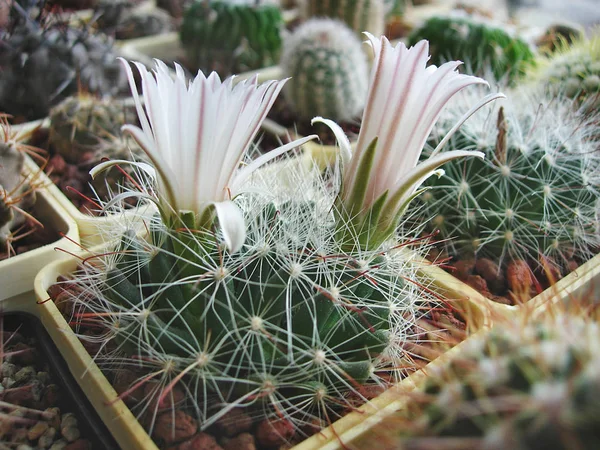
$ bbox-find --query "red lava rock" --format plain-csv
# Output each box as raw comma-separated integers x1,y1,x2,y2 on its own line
144,382,185,413
214,409,253,437
48,154,67,174
153,410,198,444
465,274,491,297
453,259,475,280
222,432,255,450
475,258,505,292
112,369,145,405
4,386,34,406
537,255,562,285
65,439,93,450
566,259,579,273
506,259,535,300
175,432,223,450
255,418,295,449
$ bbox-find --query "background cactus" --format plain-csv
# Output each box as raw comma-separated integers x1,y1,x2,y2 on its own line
94,0,173,40
300,0,386,37
180,0,283,77
60,156,439,439
529,32,600,111
411,84,600,292
280,18,369,122
355,304,600,449
0,117,39,252
407,13,535,83
49,94,127,163
0,2,126,121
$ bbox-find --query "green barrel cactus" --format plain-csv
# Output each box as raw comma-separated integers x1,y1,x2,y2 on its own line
64,160,432,433
180,0,283,77
412,84,600,275
408,14,535,83
356,306,600,449
300,0,386,37
530,32,600,111
280,18,369,122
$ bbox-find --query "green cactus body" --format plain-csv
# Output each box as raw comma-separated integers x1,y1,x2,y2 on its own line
357,310,600,449
531,33,600,111
280,19,369,122
407,14,535,83
413,85,600,273
301,0,385,37
49,95,126,163
64,160,432,433
180,0,283,77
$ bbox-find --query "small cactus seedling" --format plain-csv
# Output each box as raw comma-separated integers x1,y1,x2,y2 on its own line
408,13,535,83
0,3,126,121
355,302,600,450
529,31,600,112
280,18,369,122
413,84,600,289
180,0,283,77
0,115,44,255
300,0,386,37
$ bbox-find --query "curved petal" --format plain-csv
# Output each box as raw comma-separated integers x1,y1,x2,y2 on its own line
212,200,246,253
90,159,156,180
311,117,352,164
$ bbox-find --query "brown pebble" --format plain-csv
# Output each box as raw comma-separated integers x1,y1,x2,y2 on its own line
222,432,255,450
255,418,295,449
10,343,37,366
64,440,92,450
566,259,579,273
38,426,57,448
214,409,253,437
144,383,185,413
4,387,34,406
506,259,535,302
27,421,49,441
465,275,491,297
475,258,505,292
45,407,62,429
175,432,223,450
153,410,198,444
112,370,145,405
453,259,475,280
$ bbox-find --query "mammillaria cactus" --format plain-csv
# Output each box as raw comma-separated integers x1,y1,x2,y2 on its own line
413,84,600,299
529,32,600,111
355,303,600,449
0,116,40,253
49,94,126,163
0,4,126,121
280,18,369,122
57,34,497,442
408,13,535,83
94,0,173,39
180,0,283,77
300,0,386,37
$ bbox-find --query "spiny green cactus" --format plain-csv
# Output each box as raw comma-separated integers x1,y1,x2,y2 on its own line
530,32,600,111
300,0,385,37
63,157,435,435
180,0,283,77
49,94,126,163
0,4,126,121
412,84,600,276
94,0,173,40
280,18,369,122
356,306,600,450
407,14,535,83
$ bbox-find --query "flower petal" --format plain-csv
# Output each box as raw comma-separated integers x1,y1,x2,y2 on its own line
311,116,352,164
212,200,246,253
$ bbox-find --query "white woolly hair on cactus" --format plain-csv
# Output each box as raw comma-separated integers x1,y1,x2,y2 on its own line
416,81,600,268
280,18,369,122
63,150,439,434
